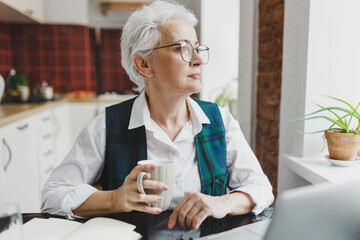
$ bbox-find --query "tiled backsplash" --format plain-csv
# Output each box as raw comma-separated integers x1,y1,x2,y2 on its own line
0,21,134,94
0,22,12,77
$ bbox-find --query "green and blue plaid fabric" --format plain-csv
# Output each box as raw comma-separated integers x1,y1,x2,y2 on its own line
194,100,227,196
100,97,227,196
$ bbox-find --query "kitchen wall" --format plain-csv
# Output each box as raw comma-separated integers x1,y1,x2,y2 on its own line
0,21,12,78
0,20,134,93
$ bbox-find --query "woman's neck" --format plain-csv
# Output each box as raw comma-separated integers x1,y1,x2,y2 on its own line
145,89,190,141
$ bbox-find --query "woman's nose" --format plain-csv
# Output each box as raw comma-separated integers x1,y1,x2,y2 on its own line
190,51,203,66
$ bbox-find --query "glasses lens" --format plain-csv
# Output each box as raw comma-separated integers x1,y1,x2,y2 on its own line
197,46,209,65
180,41,192,62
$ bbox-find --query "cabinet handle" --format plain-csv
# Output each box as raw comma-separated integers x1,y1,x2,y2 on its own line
43,150,53,157
43,133,52,140
17,124,28,130
2,139,12,171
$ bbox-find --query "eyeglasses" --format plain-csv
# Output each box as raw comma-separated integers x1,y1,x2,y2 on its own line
152,40,209,65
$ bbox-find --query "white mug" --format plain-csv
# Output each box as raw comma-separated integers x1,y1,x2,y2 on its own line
137,160,174,211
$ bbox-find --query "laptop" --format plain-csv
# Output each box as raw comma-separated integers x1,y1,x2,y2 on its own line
197,179,360,240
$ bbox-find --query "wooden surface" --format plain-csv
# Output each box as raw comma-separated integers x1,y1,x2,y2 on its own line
0,99,67,127
0,94,135,127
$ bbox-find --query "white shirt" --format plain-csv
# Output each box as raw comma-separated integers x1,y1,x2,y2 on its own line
41,92,274,219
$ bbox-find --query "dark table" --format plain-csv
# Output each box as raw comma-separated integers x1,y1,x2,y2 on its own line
22,208,273,240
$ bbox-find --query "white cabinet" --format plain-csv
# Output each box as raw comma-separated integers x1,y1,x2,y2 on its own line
0,0,44,23
69,103,98,145
44,0,88,25
0,116,41,213
52,104,72,167
35,110,55,190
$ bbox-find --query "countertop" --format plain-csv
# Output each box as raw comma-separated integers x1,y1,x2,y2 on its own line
0,94,136,127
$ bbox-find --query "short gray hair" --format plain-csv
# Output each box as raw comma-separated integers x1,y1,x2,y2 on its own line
121,0,198,92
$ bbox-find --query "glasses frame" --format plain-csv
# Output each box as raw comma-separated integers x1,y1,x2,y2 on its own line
152,40,210,65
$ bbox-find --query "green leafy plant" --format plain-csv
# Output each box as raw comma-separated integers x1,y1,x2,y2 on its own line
293,96,360,136
9,73,28,90
214,84,237,109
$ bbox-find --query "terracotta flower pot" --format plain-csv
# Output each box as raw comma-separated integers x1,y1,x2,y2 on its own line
325,129,360,160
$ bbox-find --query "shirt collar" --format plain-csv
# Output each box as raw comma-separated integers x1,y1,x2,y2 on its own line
128,91,210,132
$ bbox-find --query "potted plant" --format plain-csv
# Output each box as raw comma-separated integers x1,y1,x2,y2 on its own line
293,96,360,160
7,69,29,102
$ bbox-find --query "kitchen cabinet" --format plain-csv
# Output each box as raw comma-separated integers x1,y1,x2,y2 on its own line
52,104,72,167
69,103,98,145
35,110,55,189
0,115,41,213
43,0,88,25
0,0,44,23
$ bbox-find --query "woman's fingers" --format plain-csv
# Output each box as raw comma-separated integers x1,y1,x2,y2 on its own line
191,210,209,229
168,192,191,229
129,192,162,203
132,203,162,215
177,196,197,229
142,179,168,191
127,164,156,181
168,192,215,230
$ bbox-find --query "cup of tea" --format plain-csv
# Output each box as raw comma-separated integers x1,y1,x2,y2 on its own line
137,160,174,211
0,202,23,240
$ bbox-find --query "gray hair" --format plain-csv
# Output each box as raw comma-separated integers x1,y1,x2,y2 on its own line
121,0,198,92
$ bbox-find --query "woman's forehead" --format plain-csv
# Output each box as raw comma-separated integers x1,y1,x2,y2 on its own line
158,20,198,44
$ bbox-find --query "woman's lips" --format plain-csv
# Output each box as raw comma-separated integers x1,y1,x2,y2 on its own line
188,73,201,79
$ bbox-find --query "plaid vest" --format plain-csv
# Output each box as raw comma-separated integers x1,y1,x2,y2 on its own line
100,97,227,196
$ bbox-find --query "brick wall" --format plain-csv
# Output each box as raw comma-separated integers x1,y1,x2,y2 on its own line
256,0,284,196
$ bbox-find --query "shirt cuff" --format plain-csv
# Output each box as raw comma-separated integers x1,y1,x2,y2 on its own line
228,186,274,215
61,184,98,220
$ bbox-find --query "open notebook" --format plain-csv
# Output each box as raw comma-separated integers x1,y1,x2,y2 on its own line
23,217,142,240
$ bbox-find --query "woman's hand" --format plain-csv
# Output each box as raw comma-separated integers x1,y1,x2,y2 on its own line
167,191,255,230
167,192,230,230
112,164,169,214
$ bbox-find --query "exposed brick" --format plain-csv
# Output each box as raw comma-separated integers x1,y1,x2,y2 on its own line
257,73,281,89
259,42,280,58
259,27,273,43
256,0,284,196
256,105,280,121
259,0,283,11
256,89,281,107
273,23,284,40
258,58,282,72
260,3,284,26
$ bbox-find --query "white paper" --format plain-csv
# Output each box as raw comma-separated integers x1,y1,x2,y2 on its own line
23,217,141,240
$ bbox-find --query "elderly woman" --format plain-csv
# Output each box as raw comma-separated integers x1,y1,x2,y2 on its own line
42,0,274,230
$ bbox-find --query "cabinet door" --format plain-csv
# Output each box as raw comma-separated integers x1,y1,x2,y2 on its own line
0,116,41,213
52,103,72,167
69,103,98,145
35,110,55,189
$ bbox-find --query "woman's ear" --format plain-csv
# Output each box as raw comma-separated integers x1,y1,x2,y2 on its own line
132,54,154,78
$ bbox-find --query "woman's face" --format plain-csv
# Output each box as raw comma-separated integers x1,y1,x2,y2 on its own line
147,20,202,97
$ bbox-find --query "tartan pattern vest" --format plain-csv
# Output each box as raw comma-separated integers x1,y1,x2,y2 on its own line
100,97,227,196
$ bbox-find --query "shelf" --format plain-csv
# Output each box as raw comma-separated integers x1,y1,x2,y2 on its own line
100,1,151,14
280,154,360,185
